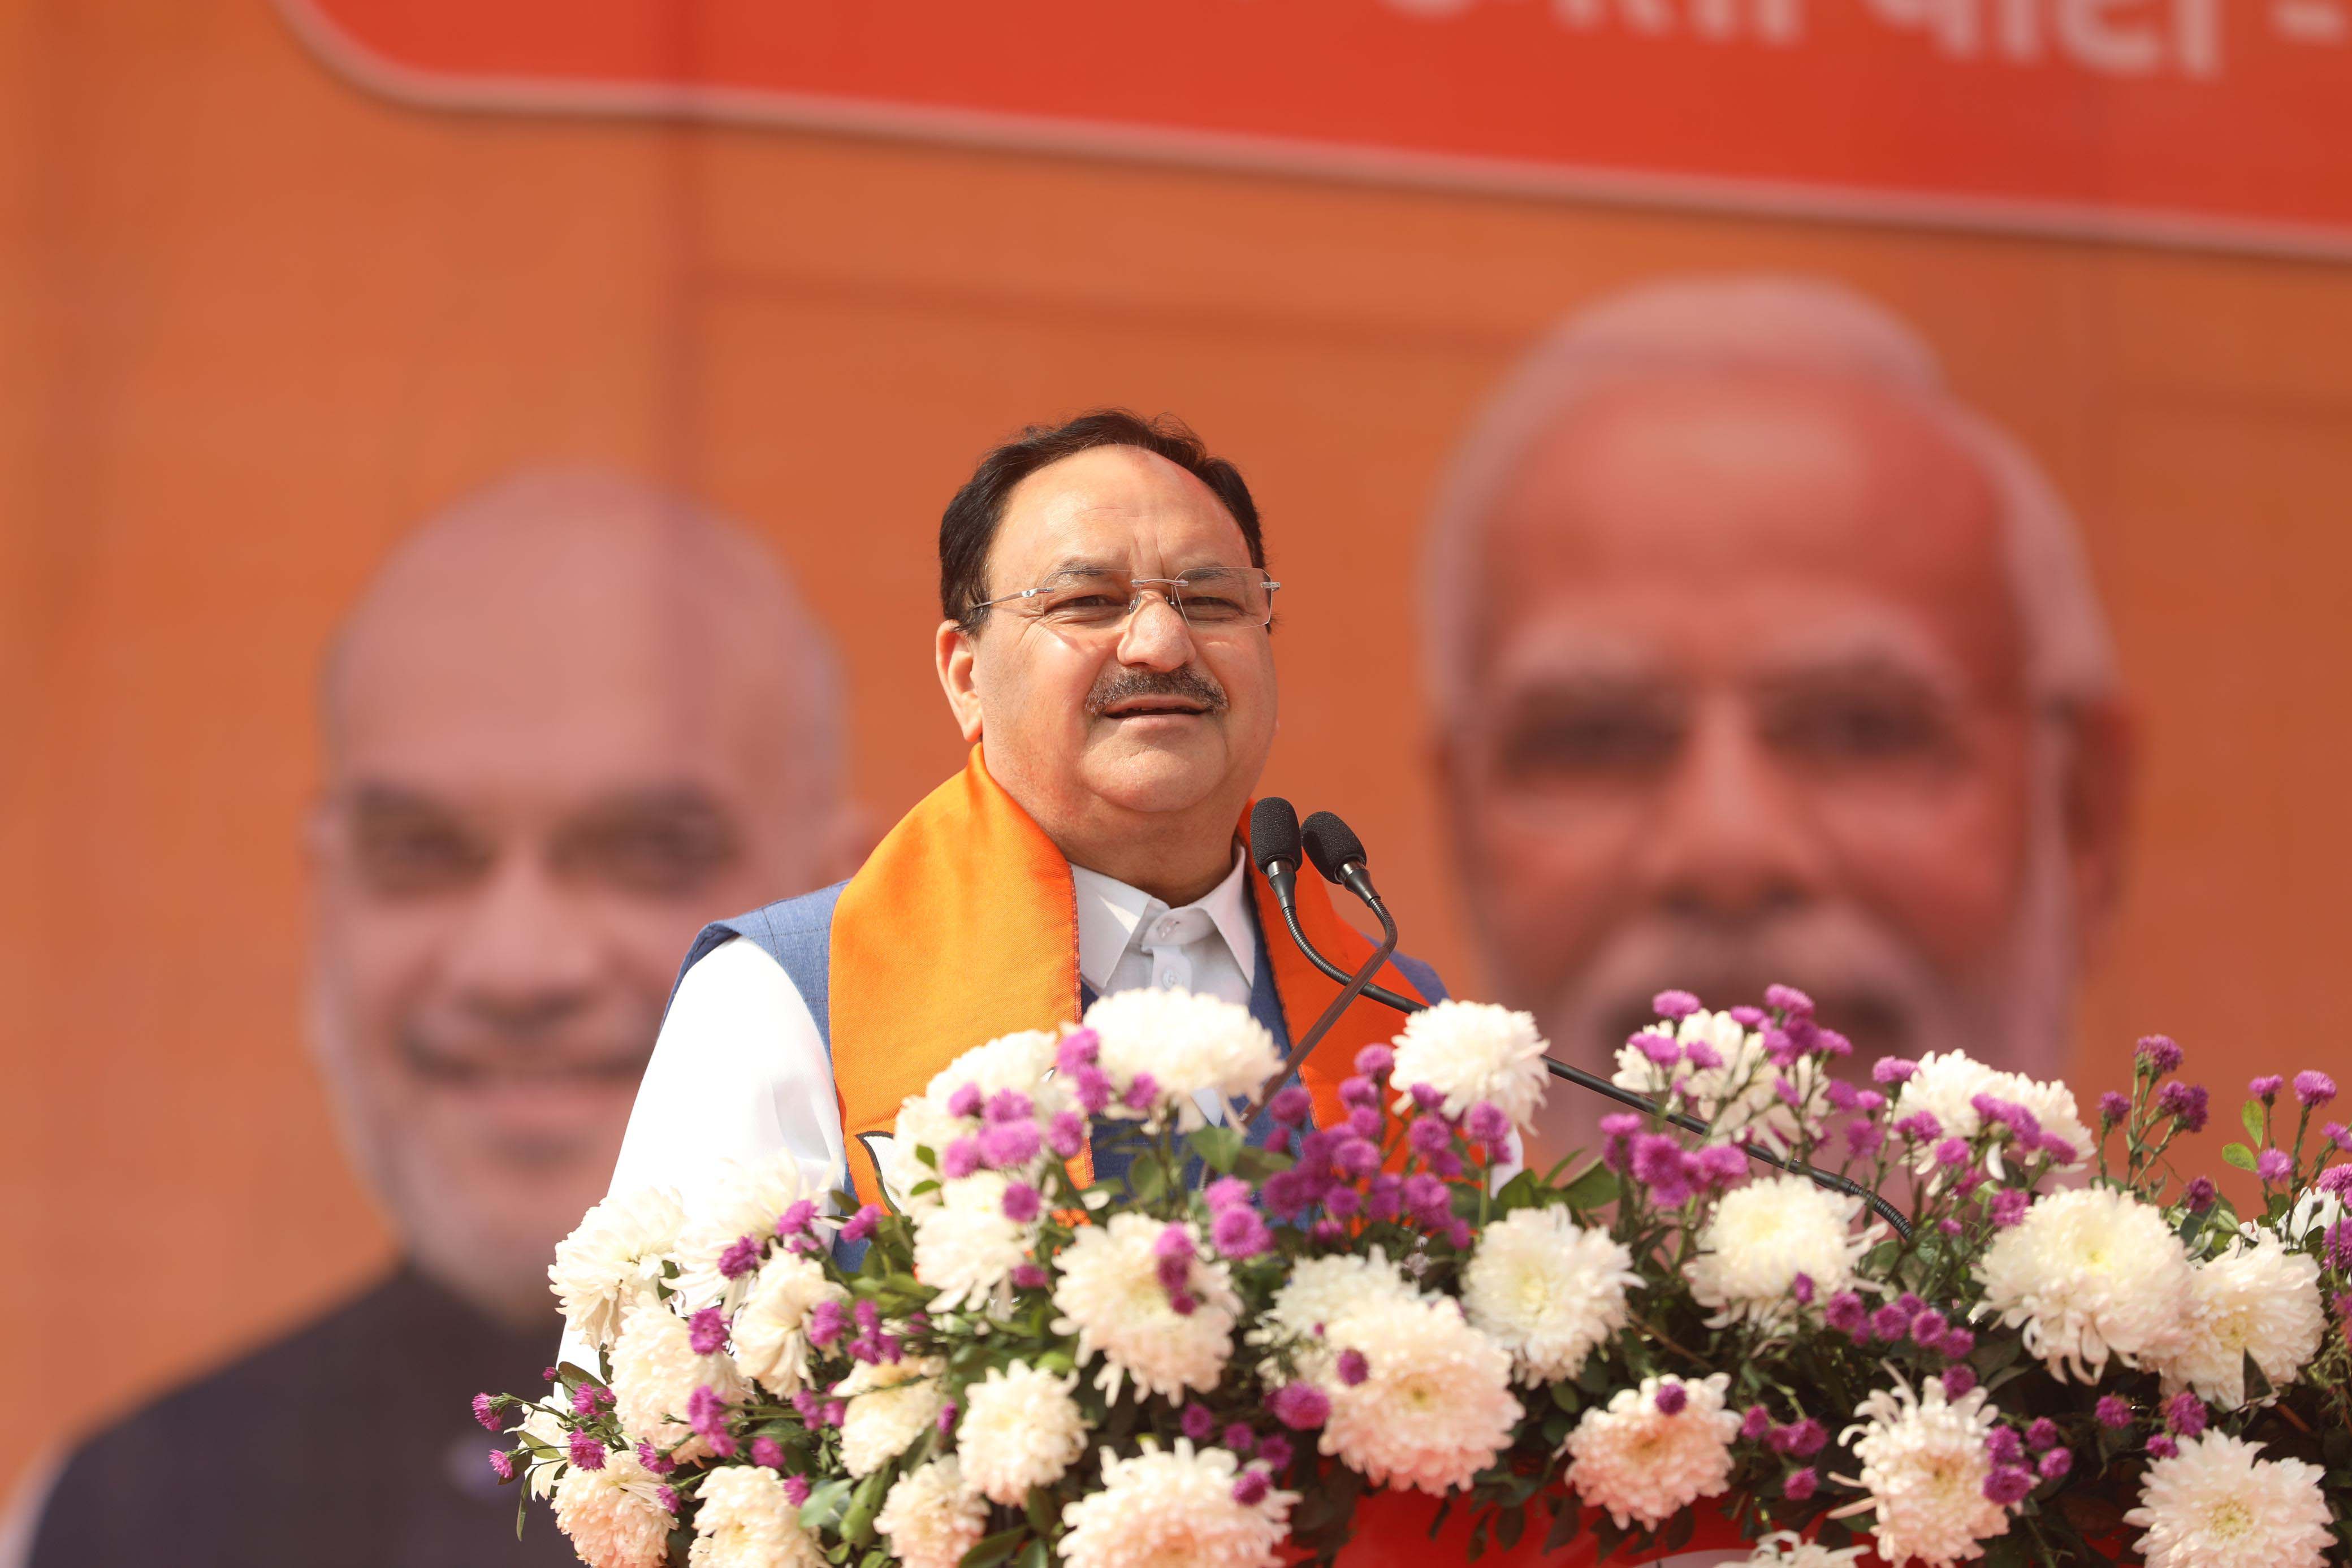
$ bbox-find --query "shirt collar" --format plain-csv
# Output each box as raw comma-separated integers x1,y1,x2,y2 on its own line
1070,850,1256,993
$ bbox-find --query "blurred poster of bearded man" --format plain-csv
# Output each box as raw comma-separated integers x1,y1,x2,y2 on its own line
13,471,864,1568
1424,277,2134,1164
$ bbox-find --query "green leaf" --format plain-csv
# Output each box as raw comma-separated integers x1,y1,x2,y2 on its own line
1190,1125,1244,1173
1659,1509,1694,1554
1231,1146,1294,1180
958,1528,1028,1568
1495,1506,1526,1550
2222,1142,2259,1173
801,1478,855,1534
842,1468,892,1547
2242,1099,2267,1145
1026,1487,1058,1537
1127,1158,1169,1206
1016,1540,1051,1568
1556,1160,1619,1211
1541,1501,1583,1553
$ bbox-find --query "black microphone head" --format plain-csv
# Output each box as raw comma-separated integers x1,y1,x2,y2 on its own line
1300,811,1368,885
1250,796,1302,874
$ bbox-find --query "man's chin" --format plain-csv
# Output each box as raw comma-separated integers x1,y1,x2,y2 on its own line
1078,737,1232,816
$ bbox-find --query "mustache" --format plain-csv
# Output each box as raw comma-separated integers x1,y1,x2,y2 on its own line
1085,666,1229,717
396,1023,655,1086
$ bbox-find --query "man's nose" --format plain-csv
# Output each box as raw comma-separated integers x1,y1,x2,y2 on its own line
1641,699,1826,922
1113,592,1197,672
440,853,603,1032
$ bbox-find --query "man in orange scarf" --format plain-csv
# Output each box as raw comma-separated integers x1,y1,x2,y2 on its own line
591,410,1444,1241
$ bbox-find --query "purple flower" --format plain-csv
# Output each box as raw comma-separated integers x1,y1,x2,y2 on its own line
2317,1164,2352,1198
1257,1435,1294,1470
1269,1383,1330,1430
941,1138,983,1180
1940,1328,1976,1360
1262,1168,1313,1220
1943,1366,1977,1398
1654,1383,1688,1416
1690,1144,1746,1190
2258,1148,2293,1184
1631,1134,1696,1207
1911,1310,1948,1348
1873,1056,1919,1086
2331,1220,2352,1270
1363,1173,1403,1222
985,1088,1033,1123
2250,1075,2285,1103
1337,1349,1370,1387
1338,1074,1379,1111
719,1235,763,1280
1824,1292,1867,1335
2038,1448,2073,1481
542,1366,562,1384
687,1384,729,1439
1354,1043,1396,1078
2146,1435,2178,1459
1269,1085,1313,1126
1639,1032,1683,1067
688,1307,728,1357
568,1431,607,1471
980,1119,1041,1169
1002,1182,1043,1223
790,1389,823,1423
1684,1039,1725,1072
2155,1081,2210,1134
1894,1111,1942,1142
855,1299,881,1333
1848,1120,1885,1158
1784,1419,1827,1458
2095,1396,2132,1430
1073,1065,1113,1115
1343,1107,1382,1142
1011,1263,1050,1290
1182,1402,1216,1441
1938,1218,1963,1237
1985,1427,2023,1466
1402,1172,1452,1225
1783,1467,1817,1502
1653,989,1702,1019
1407,1116,1453,1158
2327,1121,2351,1151
1983,1466,2034,1505
2039,1136,2079,1166
1047,1110,1087,1158
1815,1028,1853,1058
2025,1418,2057,1453
1728,1005,1766,1028
637,1442,676,1475
1331,1136,1382,1181
1056,1028,1100,1072
472,1393,500,1432
658,1485,682,1515
2098,1090,2130,1124
2138,1034,2184,1074
946,1082,984,1119
777,1199,819,1237
1324,1186,1363,1220
487,1448,514,1481
1870,1303,1913,1342
1204,1176,1251,1211
2296,1071,2338,1108
1123,1073,1161,1112
1988,1188,2029,1228
751,1436,786,1469
1740,1405,1772,1442
808,1298,849,1348
1232,1470,1272,1506
841,1204,883,1243
1464,1102,1512,1146
1765,983,1814,1016
1223,1423,1257,1454
2165,1392,2207,1437
1934,1137,1970,1168
783,1474,812,1506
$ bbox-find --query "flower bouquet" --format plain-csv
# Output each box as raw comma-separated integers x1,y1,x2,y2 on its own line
478,986,2352,1568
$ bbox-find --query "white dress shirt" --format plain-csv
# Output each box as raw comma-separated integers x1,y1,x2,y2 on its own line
558,852,1260,1369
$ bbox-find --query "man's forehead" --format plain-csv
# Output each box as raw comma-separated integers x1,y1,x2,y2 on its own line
993,445,1248,569
1475,371,2021,689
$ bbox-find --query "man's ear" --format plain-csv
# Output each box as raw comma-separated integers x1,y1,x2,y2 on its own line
2060,696,2137,968
935,618,984,744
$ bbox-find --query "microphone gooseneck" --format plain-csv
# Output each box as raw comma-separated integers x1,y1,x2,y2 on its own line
1257,810,1401,1098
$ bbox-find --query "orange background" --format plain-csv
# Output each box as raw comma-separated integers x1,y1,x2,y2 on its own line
7,0,2352,1508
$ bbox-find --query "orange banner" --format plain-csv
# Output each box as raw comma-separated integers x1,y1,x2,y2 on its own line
282,0,2352,255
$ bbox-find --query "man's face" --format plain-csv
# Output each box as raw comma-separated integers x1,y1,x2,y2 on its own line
952,445,1278,848
310,540,837,1326
1444,372,2061,1132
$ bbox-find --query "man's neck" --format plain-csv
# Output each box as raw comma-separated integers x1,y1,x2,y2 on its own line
1063,830,1238,907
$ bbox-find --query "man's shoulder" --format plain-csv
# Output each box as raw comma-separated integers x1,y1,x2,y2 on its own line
671,881,848,1004
721,881,850,945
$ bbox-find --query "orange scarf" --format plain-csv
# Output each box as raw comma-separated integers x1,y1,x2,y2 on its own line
831,747,1433,1203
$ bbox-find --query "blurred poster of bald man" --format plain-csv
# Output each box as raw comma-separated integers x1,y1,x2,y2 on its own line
1425,277,2134,1164
18,473,863,1568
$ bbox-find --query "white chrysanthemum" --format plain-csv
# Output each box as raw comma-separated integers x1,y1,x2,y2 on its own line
924,1027,1063,1106
837,1355,947,1476
1057,1441,1297,1568
1315,1293,1524,1494
1614,1010,1821,1145
2125,1432,2333,1568
1562,1374,1739,1529
675,1153,818,1311
2154,1231,2324,1408
1053,1214,1239,1398
1738,1532,1867,1566
609,1299,747,1459
1390,1001,1549,1128
1839,1379,2010,1567
552,1448,675,1568
1975,1186,2191,1381
1082,989,1282,1130
516,1396,573,1500
732,1250,848,1397
689,1465,824,1568
877,1456,989,1568
1687,1176,1877,1327
1255,1251,1417,1345
1890,1051,2092,1173
551,1186,687,1351
957,1359,1090,1504
914,1171,1037,1311
1460,1206,1639,1381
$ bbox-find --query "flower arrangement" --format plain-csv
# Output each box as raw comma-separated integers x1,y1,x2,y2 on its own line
479,986,2352,1568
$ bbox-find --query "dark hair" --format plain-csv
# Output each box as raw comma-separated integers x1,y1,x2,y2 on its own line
939,409,1265,631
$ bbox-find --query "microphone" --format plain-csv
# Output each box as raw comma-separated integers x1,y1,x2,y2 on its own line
1252,803,1423,1014
1259,809,1404,1094
1301,811,1379,910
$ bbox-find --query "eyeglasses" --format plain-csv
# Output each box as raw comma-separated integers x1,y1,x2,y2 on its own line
967,568,1281,633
